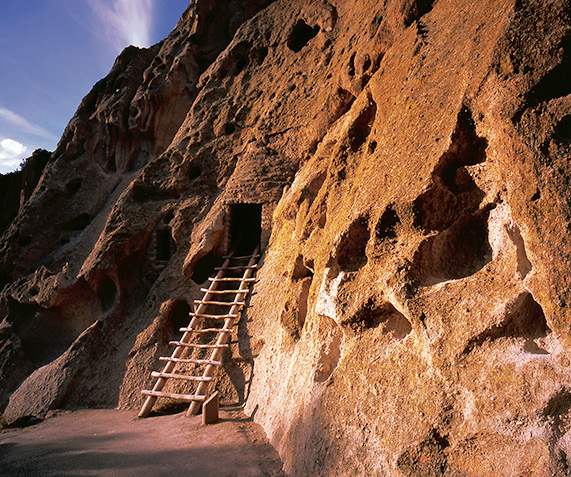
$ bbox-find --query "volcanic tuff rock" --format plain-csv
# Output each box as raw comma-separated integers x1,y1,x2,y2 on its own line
1,0,571,475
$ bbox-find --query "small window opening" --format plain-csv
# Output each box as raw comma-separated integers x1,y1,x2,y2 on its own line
65,179,82,196
229,203,262,255
189,165,202,181
557,115,571,142
98,275,117,312
156,228,173,261
224,122,236,135
59,213,91,232
169,300,192,334
191,251,221,284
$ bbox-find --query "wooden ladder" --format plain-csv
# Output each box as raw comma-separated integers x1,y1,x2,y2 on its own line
138,246,260,418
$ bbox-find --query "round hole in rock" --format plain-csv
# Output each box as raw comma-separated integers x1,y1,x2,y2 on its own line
363,54,372,71
191,251,221,285
10,302,91,367
287,20,320,53
164,210,175,223
557,115,571,141
59,213,91,232
346,299,412,339
348,52,356,77
168,300,192,334
411,211,492,285
98,275,117,312
349,101,377,152
189,165,202,181
156,228,173,261
292,255,314,280
252,46,268,66
462,292,550,355
130,184,149,202
235,56,248,75
335,216,370,272
375,205,400,242
65,179,82,196
504,293,549,340
224,122,236,135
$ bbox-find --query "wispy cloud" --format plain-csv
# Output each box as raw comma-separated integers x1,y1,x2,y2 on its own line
0,138,28,173
0,108,55,140
87,0,156,52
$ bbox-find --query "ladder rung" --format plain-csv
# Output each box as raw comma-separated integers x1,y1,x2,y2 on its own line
169,341,229,349
194,300,246,306
200,288,250,294
215,265,258,271
180,327,234,333
159,357,222,366
151,372,213,382
141,390,205,401
189,313,238,319
208,277,256,282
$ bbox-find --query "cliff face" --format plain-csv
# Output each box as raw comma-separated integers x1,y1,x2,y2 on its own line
1,0,571,475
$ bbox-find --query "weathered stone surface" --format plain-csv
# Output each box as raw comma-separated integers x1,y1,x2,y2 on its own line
2,321,103,427
0,0,274,413
1,0,571,475
0,149,49,244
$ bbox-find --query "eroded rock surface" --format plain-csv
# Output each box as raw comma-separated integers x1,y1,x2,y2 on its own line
1,0,571,475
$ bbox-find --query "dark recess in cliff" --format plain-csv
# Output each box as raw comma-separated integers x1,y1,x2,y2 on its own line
0,149,50,237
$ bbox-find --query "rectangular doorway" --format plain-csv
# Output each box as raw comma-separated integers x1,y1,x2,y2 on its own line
229,203,262,255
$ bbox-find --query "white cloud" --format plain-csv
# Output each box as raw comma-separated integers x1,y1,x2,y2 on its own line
87,0,155,52
0,108,55,140
0,138,28,173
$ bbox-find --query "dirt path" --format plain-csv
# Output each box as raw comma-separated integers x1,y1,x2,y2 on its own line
0,407,284,476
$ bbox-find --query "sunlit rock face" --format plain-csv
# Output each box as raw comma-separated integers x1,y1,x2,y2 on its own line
2,0,571,475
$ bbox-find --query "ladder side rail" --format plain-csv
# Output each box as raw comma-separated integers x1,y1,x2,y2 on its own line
187,246,259,416
138,254,230,417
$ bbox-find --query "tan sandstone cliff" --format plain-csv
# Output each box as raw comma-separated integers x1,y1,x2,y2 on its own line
2,0,571,475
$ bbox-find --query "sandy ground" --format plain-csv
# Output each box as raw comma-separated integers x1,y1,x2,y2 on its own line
0,407,284,476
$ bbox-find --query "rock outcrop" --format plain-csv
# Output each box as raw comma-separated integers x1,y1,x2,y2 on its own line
2,0,571,475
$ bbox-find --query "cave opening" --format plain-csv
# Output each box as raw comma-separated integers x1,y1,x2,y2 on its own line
335,215,369,272
98,275,117,312
59,213,91,232
349,100,377,152
169,300,192,334
229,203,262,256
557,114,571,142
156,228,173,261
191,251,220,285
287,20,320,53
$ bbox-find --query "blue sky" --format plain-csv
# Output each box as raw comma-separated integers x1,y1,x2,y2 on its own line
0,0,190,174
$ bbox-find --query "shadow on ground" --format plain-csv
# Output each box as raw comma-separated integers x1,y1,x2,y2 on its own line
0,407,284,476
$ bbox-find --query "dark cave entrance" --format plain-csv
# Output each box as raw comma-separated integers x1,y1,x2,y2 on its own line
229,203,262,255
191,251,221,285
156,228,173,261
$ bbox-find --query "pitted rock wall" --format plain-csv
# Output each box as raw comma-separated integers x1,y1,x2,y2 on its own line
1,0,571,475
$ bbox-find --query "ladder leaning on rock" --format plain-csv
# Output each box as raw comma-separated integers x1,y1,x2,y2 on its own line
138,246,260,418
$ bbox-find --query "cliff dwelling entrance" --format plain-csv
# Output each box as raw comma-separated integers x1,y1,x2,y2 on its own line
229,203,262,255
156,228,172,261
